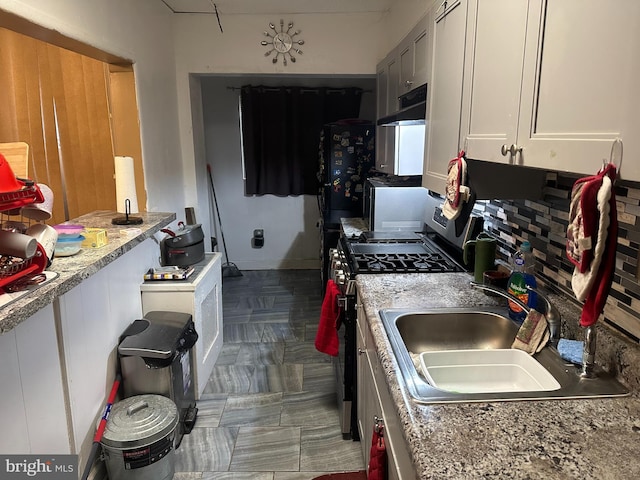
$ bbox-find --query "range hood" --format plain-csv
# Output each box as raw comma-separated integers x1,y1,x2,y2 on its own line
377,84,427,126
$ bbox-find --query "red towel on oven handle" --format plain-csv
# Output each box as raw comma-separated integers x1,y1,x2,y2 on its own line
368,425,387,480
315,279,341,356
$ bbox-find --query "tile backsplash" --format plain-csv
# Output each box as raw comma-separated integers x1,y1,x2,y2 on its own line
476,172,640,343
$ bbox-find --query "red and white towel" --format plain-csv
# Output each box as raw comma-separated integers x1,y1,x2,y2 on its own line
442,150,471,221
566,163,618,327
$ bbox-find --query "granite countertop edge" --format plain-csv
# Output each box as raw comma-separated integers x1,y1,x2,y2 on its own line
356,273,640,480
0,211,176,334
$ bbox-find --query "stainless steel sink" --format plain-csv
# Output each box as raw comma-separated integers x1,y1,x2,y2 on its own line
379,308,629,403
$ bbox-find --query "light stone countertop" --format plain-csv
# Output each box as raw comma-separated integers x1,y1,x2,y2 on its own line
356,273,640,480
0,210,175,334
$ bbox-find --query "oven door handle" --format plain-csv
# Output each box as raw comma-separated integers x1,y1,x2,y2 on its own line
337,295,348,310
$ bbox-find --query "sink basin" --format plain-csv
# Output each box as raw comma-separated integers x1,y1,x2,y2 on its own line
380,308,629,403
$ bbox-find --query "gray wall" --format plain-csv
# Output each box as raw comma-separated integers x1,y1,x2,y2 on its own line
200,75,376,270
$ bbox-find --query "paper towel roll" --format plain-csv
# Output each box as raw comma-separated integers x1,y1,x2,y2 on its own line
114,156,139,214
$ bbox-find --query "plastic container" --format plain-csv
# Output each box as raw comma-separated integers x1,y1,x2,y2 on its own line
54,235,85,257
507,241,537,324
53,224,85,237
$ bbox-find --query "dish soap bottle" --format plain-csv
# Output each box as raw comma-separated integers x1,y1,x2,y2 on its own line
507,241,537,324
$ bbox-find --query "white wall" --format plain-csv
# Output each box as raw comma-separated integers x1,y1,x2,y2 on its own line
172,12,385,268
0,0,185,217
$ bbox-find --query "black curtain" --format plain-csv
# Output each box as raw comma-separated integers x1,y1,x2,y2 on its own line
241,85,363,196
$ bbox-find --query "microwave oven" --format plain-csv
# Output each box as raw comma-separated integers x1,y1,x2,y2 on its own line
363,176,428,231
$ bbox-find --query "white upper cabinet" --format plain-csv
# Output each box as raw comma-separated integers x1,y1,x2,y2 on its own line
399,17,429,94
423,0,468,194
376,50,399,173
461,0,640,181
459,0,528,164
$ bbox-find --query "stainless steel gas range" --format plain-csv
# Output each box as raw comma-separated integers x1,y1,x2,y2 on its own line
329,193,483,439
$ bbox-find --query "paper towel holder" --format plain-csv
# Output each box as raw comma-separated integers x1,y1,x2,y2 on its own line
112,198,143,225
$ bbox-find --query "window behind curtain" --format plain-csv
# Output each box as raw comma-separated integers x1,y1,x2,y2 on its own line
240,85,363,196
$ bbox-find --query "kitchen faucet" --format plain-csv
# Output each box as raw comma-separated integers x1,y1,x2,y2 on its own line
471,281,600,378
470,281,561,345
470,283,600,380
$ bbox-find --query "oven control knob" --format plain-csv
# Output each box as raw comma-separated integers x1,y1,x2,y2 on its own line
333,260,342,270
335,271,346,285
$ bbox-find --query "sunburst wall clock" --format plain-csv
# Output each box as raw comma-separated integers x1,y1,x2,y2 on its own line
262,19,305,66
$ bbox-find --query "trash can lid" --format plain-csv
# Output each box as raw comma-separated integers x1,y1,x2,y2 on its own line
101,394,179,449
118,318,186,359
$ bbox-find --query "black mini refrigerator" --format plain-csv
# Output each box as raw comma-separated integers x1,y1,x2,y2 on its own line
118,311,199,448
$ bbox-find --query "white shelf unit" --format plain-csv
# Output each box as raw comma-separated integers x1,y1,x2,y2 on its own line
140,253,223,399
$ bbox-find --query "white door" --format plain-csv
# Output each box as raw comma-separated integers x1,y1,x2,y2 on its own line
517,0,640,177
461,0,529,164
423,0,468,194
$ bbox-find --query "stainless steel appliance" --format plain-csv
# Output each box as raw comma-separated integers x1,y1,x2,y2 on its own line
377,83,427,126
118,311,199,448
363,175,428,232
329,192,483,439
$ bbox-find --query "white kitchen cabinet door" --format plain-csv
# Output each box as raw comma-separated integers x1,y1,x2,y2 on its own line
423,0,468,194
399,16,428,94
461,0,529,164
516,0,640,178
376,52,400,173
375,62,389,172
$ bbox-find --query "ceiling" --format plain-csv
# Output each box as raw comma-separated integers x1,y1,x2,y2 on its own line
160,0,393,15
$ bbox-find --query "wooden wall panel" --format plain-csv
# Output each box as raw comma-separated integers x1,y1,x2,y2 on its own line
0,26,143,225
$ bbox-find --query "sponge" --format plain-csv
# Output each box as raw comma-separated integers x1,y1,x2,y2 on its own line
557,338,584,365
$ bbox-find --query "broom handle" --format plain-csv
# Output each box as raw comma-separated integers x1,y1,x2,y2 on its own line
207,164,230,264
80,374,121,480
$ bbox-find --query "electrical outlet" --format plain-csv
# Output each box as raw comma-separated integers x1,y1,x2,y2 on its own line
252,229,264,248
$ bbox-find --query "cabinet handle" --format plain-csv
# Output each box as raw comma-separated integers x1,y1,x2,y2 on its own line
358,348,365,355
405,80,413,88
500,144,522,157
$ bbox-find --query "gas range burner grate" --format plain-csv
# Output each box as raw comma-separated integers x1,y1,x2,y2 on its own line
352,252,462,274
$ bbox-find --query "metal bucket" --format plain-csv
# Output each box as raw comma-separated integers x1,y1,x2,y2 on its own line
101,394,178,480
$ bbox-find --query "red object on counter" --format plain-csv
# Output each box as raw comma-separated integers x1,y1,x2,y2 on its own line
315,280,341,356
0,243,47,291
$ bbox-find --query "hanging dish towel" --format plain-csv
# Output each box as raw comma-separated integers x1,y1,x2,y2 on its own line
368,424,387,480
442,150,471,221
566,163,618,327
511,309,550,354
315,280,341,356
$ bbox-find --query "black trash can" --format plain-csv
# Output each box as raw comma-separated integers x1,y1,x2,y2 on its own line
118,311,198,447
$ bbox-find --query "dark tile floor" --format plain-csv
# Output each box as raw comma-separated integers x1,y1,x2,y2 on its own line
173,270,365,479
